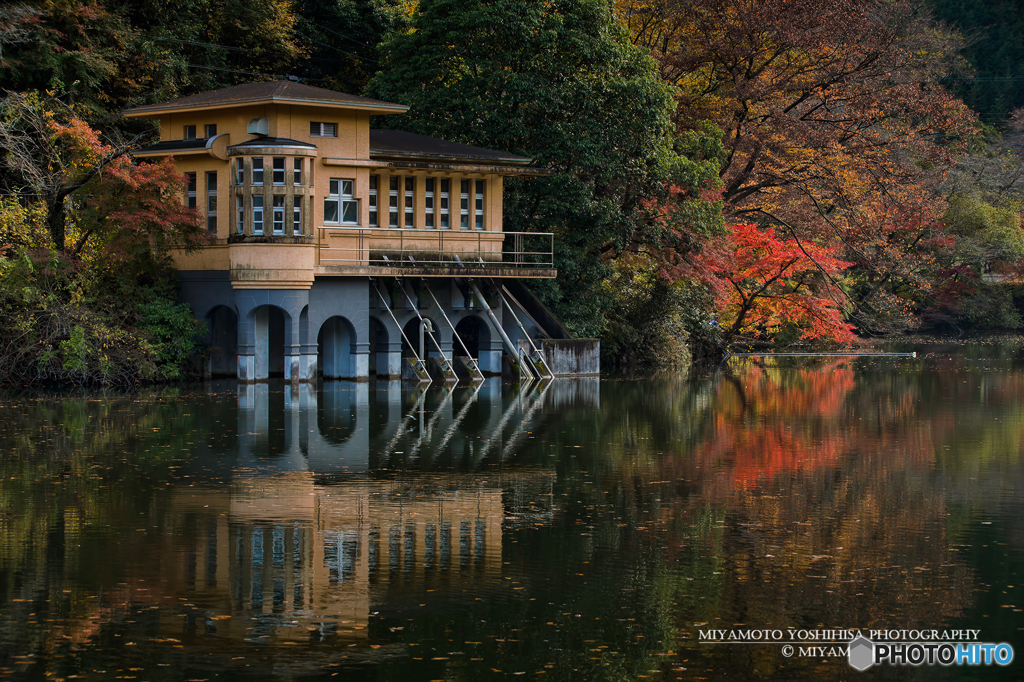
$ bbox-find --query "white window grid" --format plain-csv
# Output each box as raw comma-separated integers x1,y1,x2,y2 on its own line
252,195,264,234
272,158,285,186
460,179,470,229
251,158,263,186
325,179,358,225
206,171,217,233
389,176,400,227
475,180,485,229
369,175,378,227
424,178,435,228
404,177,415,227
439,179,450,229
272,196,285,234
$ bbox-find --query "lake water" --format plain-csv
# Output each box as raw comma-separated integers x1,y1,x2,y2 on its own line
2,342,1023,680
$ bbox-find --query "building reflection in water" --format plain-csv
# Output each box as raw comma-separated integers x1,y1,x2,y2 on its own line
160,378,592,646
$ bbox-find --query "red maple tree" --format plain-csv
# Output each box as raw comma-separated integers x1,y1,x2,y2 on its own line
696,223,856,345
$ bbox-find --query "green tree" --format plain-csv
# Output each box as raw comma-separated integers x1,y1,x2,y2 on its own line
367,0,721,336
294,0,410,95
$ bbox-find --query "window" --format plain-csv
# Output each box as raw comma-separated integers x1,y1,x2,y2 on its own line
251,158,263,186
236,196,244,234
272,196,285,234
460,179,470,229
186,173,197,209
369,175,378,227
235,159,244,186
389,176,399,227
272,158,285,185
325,179,357,224
293,196,302,235
309,121,337,137
425,179,435,228
475,180,485,229
206,172,217,233
204,124,217,138
293,158,302,186
184,125,196,140
252,195,264,234
404,177,415,227
439,179,450,229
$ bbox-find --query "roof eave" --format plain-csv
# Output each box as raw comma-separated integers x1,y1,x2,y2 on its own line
369,151,533,166
124,97,409,118
132,148,209,158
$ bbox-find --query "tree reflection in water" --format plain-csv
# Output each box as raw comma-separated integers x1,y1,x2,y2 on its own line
1,350,1022,680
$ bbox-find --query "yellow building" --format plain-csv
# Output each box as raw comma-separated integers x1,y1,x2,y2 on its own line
124,80,577,382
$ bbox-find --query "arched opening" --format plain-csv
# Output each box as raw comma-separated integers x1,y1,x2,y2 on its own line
401,317,439,360
454,315,489,359
318,316,356,379
368,317,388,375
205,305,238,377
251,305,287,379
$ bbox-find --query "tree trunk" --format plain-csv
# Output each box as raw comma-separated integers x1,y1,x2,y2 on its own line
47,193,66,252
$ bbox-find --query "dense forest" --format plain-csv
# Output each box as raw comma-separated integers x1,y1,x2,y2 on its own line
1,0,1024,383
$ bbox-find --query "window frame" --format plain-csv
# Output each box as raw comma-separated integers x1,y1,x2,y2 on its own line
309,121,337,138
324,178,359,226
184,125,196,141
272,195,285,235
460,179,470,229
369,175,378,227
293,196,302,235
251,158,264,186
236,196,244,234
204,124,217,138
186,172,197,209
206,171,217,233
404,177,415,228
252,195,264,235
439,179,450,229
425,178,435,228
272,158,285,186
389,176,400,228
293,158,302,186
474,179,485,230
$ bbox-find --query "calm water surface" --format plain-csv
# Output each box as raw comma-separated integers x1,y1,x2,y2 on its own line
2,343,1024,681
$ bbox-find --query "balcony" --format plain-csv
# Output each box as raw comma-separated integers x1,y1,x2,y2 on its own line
315,227,556,278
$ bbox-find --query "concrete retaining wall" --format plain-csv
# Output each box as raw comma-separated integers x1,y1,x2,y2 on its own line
540,339,600,376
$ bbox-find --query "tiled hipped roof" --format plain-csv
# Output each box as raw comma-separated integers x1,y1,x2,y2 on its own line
369,130,531,166
123,80,407,115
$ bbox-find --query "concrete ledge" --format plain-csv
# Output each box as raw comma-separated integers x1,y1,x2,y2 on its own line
314,265,557,279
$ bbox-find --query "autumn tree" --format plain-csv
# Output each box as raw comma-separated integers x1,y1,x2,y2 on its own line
0,91,205,384
0,92,202,256
620,0,976,332
694,223,855,347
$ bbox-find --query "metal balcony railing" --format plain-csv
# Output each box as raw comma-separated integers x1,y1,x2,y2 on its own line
317,227,554,269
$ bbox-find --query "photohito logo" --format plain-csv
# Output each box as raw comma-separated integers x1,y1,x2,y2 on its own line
848,634,874,671
847,635,1014,670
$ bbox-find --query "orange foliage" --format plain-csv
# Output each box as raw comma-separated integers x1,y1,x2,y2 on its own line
696,223,855,344
622,0,976,328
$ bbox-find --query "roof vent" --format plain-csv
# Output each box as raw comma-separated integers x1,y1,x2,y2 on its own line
247,117,270,136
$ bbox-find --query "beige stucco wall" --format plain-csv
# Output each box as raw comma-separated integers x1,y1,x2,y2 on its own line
148,103,520,282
